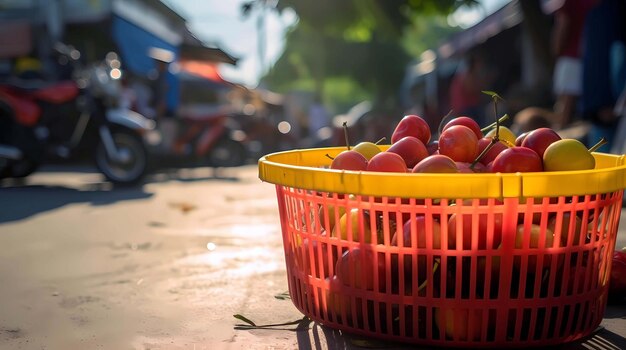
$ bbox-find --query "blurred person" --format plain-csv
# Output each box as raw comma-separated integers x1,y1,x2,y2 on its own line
449,52,488,126
580,0,626,152
118,75,137,111
550,0,596,129
307,94,330,141
149,56,177,151
150,58,172,120
511,107,554,134
130,77,155,119
610,84,626,154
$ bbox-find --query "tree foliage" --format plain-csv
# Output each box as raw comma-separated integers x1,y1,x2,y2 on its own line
265,0,478,109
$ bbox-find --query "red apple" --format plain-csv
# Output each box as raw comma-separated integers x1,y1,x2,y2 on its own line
438,125,479,162
412,154,459,173
456,162,486,173
386,136,429,168
427,140,439,155
331,150,368,171
515,131,529,146
566,266,589,295
435,307,483,341
521,127,561,159
609,251,626,300
442,116,483,139
336,247,386,292
326,275,357,320
298,235,335,279
547,212,583,246
392,216,442,249
514,223,556,272
491,147,543,173
391,114,431,145
485,160,495,172
391,216,442,285
448,200,503,250
476,137,509,165
366,151,407,172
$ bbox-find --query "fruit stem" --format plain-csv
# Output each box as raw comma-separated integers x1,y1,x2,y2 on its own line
375,137,386,145
470,138,496,169
325,154,335,161
342,121,351,150
588,137,607,153
494,100,500,141
437,109,455,136
480,114,509,133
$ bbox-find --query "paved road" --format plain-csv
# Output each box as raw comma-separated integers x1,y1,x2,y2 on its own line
0,165,625,349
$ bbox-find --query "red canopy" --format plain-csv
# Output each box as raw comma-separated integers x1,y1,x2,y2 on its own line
178,60,224,83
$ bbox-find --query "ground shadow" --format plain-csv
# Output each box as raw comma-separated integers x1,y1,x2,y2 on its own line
0,163,254,224
143,166,242,184
32,163,244,184
0,183,153,224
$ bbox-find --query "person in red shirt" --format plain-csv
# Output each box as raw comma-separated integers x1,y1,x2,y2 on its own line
551,0,596,129
449,53,487,126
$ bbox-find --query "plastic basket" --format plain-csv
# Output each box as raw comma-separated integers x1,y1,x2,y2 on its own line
258,147,626,348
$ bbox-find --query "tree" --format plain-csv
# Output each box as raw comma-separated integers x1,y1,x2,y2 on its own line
265,0,478,110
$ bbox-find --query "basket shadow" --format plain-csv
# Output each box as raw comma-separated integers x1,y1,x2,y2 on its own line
294,321,626,350
550,327,626,350
295,321,419,350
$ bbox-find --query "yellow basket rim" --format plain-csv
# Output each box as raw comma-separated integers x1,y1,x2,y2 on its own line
258,147,626,199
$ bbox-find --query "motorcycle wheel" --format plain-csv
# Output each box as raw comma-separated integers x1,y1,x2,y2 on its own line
207,138,247,168
96,129,147,184
2,122,42,179
8,158,39,178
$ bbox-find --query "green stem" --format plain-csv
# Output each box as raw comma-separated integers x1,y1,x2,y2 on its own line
437,109,455,135
494,100,500,141
480,114,510,133
342,121,351,150
470,139,497,170
588,137,607,153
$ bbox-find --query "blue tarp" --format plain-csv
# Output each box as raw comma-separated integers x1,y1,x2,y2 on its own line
111,15,179,112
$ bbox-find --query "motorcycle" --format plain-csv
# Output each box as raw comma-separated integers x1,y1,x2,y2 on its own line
0,43,155,184
147,103,248,169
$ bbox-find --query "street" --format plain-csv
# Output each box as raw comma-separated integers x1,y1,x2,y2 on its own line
0,164,625,350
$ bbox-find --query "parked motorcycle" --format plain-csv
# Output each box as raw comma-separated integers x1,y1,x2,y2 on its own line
148,104,248,169
0,43,155,184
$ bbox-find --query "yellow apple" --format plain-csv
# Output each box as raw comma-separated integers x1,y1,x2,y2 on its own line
542,139,595,172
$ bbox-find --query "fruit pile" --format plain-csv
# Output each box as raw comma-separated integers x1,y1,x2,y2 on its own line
286,107,621,343
292,190,616,341
330,113,601,174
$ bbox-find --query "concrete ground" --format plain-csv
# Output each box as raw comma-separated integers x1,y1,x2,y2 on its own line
0,164,624,350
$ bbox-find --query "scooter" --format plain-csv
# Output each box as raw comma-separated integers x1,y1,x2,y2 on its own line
0,43,155,184
148,103,248,169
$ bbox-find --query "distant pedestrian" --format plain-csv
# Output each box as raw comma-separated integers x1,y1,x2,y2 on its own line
550,0,595,129
148,48,177,150
579,0,626,152
118,75,137,111
449,52,488,126
307,94,330,140
150,58,172,120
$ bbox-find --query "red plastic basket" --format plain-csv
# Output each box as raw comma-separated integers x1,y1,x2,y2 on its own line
259,148,626,348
